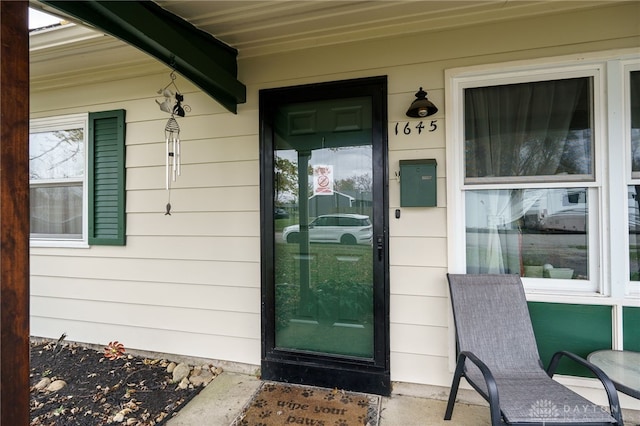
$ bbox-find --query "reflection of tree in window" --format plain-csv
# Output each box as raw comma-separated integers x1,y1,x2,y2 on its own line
274,155,298,204
335,174,371,193
29,129,84,180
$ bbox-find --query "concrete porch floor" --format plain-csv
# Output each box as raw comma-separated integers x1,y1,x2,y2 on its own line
165,372,640,425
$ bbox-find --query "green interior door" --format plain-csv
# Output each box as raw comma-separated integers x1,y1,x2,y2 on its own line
261,77,390,395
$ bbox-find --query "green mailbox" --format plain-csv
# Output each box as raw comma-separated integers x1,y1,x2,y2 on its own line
399,159,437,207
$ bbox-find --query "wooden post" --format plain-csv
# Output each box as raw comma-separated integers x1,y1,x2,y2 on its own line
0,1,30,424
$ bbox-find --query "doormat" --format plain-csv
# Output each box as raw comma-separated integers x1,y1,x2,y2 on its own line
231,381,381,426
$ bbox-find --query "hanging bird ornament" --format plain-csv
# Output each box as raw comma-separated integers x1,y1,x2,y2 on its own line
155,71,191,214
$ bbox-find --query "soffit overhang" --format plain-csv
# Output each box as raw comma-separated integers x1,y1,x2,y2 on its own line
30,1,630,110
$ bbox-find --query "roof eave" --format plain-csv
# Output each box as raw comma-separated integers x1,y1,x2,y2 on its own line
40,0,246,114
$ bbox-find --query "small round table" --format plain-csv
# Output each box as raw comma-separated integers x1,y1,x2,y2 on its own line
587,350,640,399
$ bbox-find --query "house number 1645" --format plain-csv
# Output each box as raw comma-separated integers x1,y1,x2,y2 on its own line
395,120,437,135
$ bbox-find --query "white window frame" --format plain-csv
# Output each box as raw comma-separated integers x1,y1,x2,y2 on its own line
624,60,640,297
445,54,637,297
29,113,89,248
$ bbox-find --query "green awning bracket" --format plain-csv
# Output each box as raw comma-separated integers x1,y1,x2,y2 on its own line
40,0,246,114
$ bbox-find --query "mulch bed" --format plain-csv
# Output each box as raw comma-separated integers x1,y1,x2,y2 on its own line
30,339,207,425
232,381,381,426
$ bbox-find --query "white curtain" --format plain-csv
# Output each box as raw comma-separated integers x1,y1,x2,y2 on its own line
467,189,544,274
465,78,587,274
631,71,640,172
31,185,82,237
465,78,588,179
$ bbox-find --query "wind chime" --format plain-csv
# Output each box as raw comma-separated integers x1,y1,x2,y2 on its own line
156,71,190,215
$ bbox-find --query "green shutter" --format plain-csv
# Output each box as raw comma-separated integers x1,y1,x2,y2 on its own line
88,110,126,245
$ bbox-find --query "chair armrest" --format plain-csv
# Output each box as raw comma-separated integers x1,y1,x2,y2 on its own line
547,351,623,424
458,351,501,424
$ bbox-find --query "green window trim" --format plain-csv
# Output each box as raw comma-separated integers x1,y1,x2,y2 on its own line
88,110,126,246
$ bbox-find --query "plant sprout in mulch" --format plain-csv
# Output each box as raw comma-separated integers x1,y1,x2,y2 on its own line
30,338,209,425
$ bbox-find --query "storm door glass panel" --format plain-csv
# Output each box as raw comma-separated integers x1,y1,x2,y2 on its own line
273,97,374,358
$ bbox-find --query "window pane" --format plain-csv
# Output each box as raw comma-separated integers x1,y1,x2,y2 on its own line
629,186,640,281
631,71,640,173
31,184,83,238
465,78,593,182
30,129,84,180
466,188,588,279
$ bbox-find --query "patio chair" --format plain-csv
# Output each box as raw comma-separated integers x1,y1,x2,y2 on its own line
445,274,623,425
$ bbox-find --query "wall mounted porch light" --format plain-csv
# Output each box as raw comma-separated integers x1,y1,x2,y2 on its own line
406,87,438,118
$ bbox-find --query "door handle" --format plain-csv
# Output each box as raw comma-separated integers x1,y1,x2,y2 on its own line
377,236,383,261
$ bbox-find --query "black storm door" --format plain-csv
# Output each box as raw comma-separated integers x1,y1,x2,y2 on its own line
260,76,390,395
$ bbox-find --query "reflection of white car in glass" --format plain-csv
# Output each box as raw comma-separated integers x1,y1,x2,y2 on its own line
282,214,372,245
